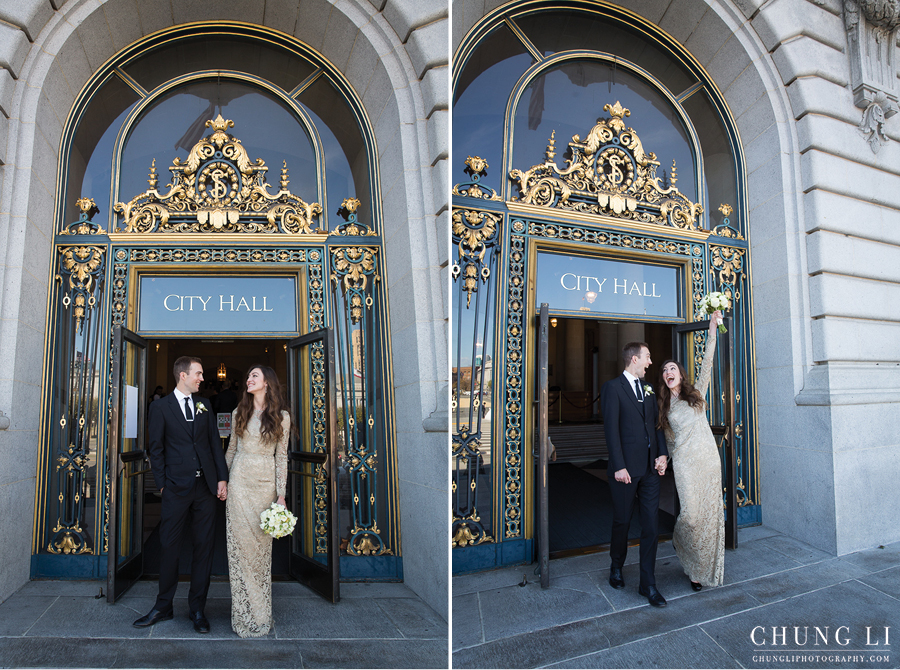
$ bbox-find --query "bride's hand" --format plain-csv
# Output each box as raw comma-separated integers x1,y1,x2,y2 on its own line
709,309,722,333
277,495,286,507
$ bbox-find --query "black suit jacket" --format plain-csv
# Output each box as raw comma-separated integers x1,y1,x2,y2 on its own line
600,374,668,478
148,392,229,496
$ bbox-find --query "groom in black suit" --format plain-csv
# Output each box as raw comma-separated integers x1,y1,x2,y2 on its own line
133,356,229,632
600,341,669,607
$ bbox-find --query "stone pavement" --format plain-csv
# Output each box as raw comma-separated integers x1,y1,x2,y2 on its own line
0,580,447,668
453,527,899,669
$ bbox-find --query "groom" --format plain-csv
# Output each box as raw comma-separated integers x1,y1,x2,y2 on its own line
600,341,669,607
133,356,229,633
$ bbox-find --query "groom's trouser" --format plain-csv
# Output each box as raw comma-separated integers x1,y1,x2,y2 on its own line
608,456,661,588
154,476,217,613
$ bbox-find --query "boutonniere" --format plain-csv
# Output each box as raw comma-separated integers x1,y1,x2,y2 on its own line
643,384,654,396
195,401,208,415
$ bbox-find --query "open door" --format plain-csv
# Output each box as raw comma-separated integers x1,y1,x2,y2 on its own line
107,326,149,602
287,328,340,602
674,318,737,549
534,304,550,587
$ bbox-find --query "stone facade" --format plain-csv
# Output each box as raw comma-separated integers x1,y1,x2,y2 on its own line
0,0,449,618
455,0,900,558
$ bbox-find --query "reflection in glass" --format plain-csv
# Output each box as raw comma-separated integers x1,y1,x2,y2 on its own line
515,10,697,96
46,246,107,556
330,253,390,558
118,80,318,211
117,339,145,563
451,236,497,546
296,76,371,230
64,74,140,228
682,90,738,232
454,24,534,194
512,60,698,203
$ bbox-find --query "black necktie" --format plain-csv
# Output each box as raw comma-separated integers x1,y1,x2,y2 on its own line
634,379,643,402
184,396,194,421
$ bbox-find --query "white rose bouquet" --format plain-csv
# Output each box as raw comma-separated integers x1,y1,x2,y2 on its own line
260,502,297,539
699,291,731,333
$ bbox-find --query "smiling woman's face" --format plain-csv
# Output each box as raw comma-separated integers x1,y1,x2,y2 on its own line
662,362,682,390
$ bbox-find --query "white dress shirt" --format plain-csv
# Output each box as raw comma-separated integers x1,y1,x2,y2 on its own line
174,388,194,420
623,370,644,401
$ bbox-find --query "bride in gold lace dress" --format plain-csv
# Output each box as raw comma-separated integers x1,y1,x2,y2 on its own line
657,311,724,590
225,365,292,637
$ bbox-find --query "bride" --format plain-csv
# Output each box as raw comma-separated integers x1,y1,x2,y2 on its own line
225,365,293,637
656,311,725,590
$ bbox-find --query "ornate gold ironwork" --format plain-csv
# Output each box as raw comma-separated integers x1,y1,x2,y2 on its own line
47,521,90,555
713,203,744,240
710,245,745,288
509,101,704,229
62,197,105,235
452,209,500,307
60,246,105,332
331,247,378,324
334,197,376,236
114,115,323,234
453,156,503,200
347,524,393,556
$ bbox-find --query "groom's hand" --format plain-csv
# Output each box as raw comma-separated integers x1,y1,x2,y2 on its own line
217,481,227,500
614,468,631,484
655,456,668,476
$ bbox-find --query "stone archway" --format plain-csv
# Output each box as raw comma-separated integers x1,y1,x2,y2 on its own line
0,0,448,614
450,0,856,554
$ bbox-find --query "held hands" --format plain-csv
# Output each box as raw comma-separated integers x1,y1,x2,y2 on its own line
655,456,668,476
217,481,228,501
614,468,632,484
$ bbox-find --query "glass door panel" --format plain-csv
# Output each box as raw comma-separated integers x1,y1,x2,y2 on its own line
287,328,339,602
107,326,149,602
535,303,550,587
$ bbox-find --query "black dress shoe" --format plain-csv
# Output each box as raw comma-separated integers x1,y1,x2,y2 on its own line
189,611,210,633
638,584,667,608
691,581,703,591
608,567,625,590
133,608,173,627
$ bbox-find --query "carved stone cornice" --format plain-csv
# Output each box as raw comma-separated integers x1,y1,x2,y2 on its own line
114,115,323,233
508,101,704,230
843,0,900,152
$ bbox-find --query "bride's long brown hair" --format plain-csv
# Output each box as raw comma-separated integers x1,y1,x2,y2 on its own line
656,359,706,433
233,365,295,443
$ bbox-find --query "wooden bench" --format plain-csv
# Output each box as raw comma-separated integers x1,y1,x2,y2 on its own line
548,424,608,464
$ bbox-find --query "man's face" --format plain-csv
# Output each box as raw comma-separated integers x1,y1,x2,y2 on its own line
633,347,652,377
181,362,204,394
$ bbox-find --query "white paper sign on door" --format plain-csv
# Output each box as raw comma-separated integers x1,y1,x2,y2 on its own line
125,385,138,439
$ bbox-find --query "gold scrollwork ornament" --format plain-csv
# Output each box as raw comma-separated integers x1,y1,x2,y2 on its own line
711,245,746,287
509,101,704,229
451,209,500,307
114,116,323,234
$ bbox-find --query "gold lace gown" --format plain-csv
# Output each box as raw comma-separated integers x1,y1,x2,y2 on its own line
665,334,725,587
224,410,289,637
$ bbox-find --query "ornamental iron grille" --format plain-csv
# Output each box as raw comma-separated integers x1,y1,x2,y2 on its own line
452,100,757,569
113,115,324,235
36,107,399,579
45,198,108,556
451,184,501,548
509,101,703,229
329,237,393,557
